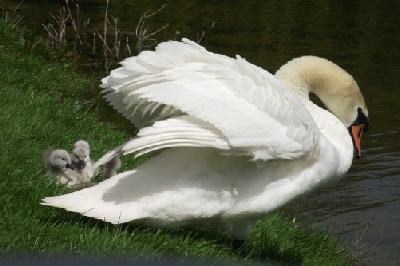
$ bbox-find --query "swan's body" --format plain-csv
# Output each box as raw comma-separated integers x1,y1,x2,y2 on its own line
43,39,369,239
70,140,98,182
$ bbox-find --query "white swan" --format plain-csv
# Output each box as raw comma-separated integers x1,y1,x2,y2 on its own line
42,39,369,239
70,140,98,182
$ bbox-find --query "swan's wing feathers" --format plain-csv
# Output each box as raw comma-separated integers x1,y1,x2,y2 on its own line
122,116,231,157
101,39,234,128
101,39,319,160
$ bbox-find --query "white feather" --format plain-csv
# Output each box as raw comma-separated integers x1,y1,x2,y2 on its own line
43,39,367,239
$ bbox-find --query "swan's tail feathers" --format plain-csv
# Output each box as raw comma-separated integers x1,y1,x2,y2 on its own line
41,170,138,224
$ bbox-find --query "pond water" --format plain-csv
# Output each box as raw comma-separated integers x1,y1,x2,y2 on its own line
20,0,400,264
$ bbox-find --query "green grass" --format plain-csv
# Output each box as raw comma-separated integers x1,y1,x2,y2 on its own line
247,213,354,265
0,18,354,265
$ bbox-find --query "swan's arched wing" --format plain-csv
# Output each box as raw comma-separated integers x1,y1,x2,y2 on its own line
101,39,320,161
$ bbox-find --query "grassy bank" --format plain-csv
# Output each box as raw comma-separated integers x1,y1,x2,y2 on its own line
0,18,354,265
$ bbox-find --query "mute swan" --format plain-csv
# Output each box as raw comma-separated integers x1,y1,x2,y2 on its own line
42,39,369,239
70,140,98,182
71,140,119,181
44,149,79,186
44,145,97,189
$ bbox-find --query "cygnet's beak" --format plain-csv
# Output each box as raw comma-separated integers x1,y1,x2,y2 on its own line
77,159,86,169
66,162,76,170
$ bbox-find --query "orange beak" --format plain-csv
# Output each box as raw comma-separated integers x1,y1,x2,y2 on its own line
350,124,364,159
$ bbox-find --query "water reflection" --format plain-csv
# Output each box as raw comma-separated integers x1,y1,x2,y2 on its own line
22,0,400,264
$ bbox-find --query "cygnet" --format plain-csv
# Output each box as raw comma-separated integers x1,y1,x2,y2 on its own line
70,140,98,182
44,149,79,186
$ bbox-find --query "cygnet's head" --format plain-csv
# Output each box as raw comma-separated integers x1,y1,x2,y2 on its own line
71,140,91,169
49,149,76,170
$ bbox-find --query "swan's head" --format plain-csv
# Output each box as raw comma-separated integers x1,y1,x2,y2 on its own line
275,56,369,158
71,140,91,169
49,149,76,170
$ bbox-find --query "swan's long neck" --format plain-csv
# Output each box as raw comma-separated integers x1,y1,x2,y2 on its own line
274,56,357,125
275,56,355,175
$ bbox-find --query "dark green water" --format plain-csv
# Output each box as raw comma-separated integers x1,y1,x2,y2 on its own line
22,0,400,264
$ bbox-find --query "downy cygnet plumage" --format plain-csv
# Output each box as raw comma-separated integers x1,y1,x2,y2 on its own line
70,140,98,182
44,149,79,186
